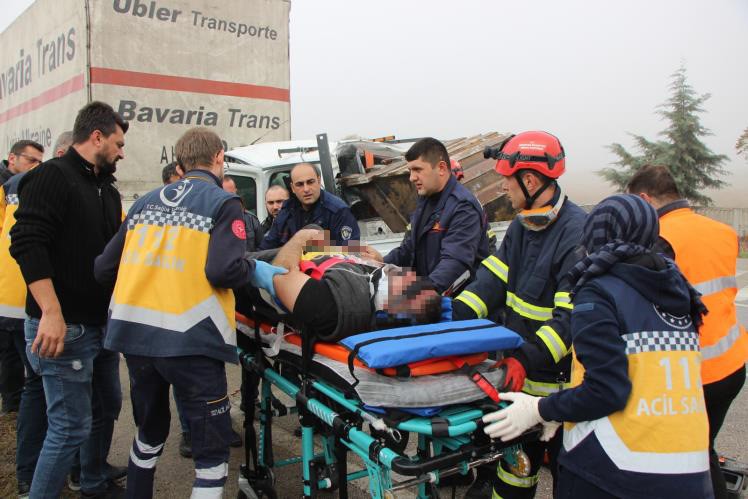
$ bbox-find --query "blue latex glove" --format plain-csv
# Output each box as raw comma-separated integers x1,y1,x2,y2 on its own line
249,261,288,298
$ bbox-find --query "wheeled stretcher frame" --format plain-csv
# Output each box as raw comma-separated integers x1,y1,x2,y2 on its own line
235,312,538,499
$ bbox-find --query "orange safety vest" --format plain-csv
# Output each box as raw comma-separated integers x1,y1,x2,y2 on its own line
659,207,748,385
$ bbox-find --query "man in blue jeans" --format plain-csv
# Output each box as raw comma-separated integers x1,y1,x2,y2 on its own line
10,102,128,499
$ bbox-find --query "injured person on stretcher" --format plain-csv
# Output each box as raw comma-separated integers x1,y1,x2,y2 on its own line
260,227,449,342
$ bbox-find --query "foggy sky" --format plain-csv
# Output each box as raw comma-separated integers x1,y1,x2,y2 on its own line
3,0,746,206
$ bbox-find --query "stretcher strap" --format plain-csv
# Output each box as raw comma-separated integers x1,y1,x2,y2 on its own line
451,358,500,403
346,323,497,386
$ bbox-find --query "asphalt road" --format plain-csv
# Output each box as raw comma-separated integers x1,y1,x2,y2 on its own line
89,260,748,497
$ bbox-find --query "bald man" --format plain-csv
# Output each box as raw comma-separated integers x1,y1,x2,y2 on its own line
259,162,359,249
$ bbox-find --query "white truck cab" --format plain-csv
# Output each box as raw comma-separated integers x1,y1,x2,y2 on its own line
223,137,409,254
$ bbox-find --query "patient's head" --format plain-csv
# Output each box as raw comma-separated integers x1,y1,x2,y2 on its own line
382,269,442,324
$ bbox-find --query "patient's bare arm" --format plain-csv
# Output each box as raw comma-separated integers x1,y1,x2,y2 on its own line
270,229,322,312
272,228,323,271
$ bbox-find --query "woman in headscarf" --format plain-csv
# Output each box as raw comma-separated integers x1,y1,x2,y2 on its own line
482,194,713,498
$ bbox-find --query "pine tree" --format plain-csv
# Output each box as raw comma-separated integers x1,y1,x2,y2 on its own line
598,66,728,206
737,127,748,160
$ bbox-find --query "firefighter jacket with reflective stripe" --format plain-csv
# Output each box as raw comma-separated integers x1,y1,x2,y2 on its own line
453,194,585,392
96,170,254,364
384,175,489,293
0,174,27,328
540,263,711,499
658,203,748,385
259,189,359,250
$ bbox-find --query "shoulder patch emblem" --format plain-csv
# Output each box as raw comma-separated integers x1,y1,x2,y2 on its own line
232,220,247,240
340,225,353,240
653,304,692,330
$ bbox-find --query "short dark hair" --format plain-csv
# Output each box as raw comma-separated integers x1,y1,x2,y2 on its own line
405,137,450,169
626,164,681,200
72,101,129,144
223,175,236,185
517,168,551,185
161,162,179,184
10,140,44,156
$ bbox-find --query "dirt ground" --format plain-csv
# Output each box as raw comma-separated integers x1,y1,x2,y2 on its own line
1,359,747,498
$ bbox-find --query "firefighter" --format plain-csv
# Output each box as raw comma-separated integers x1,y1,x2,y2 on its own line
483,194,713,499
380,137,489,294
628,165,748,499
452,131,586,498
94,127,284,499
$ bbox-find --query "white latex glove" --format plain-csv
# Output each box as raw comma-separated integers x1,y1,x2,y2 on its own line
482,392,559,442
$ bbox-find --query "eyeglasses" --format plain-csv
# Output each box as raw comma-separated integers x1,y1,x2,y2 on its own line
17,153,42,165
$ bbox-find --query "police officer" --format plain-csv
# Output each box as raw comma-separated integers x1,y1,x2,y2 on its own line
483,195,713,499
453,131,586,498
94,127,284,499
259,162,359,249
380,137,489,294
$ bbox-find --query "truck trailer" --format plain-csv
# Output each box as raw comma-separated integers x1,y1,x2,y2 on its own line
0,0,291,204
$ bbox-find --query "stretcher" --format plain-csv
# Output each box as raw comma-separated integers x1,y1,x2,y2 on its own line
234,309,539,499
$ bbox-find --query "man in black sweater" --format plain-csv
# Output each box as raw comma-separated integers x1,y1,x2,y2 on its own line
10,102,128,499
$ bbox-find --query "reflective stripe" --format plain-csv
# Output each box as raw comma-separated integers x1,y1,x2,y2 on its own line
130,437,164,470
129,447,160,469
496,462,539,488
522,378,567,396
536,325,569,363
195,463,228,480
110,294,235,345
482,255,509,283
702,323,742,360
0,304,25,320
506,292,553,322
553,291,573,310
693,276,737,296
455,290,488,318
190,486,223,499
564,417,709,474
135,436,164,455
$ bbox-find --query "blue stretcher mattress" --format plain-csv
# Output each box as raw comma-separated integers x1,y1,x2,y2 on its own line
339,319,524,369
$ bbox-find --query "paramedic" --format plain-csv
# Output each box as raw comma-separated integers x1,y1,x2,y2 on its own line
628,164,748,499
483,194,713,499
380,137,489,293
94,127,285,499
259,163,359,249
0,140,44,497
452,131,586,498
0,140,44,417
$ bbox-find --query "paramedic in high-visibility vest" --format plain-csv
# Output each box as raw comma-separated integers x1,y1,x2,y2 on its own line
483,194,713,499
451,131,586,498
628,164,748,499
94,127,286,499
